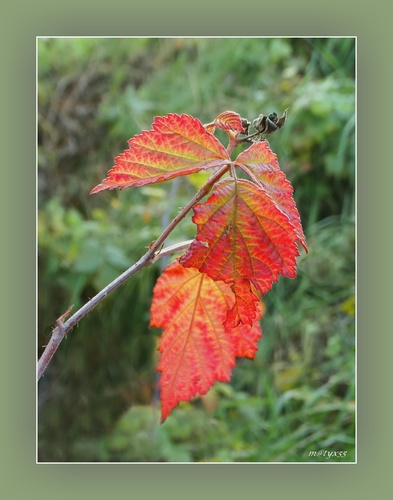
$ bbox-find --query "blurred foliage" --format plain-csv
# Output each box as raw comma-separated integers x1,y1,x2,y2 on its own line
38,37,355,462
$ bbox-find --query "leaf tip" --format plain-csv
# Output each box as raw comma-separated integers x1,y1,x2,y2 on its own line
89,184,105,195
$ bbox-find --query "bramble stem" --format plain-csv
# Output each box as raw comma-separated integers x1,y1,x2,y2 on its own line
37,164,230,381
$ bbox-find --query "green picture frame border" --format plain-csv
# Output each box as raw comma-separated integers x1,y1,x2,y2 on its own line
3,0,390,497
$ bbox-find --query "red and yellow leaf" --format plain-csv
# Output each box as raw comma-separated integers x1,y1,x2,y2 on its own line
90,113,230,193
235,142,308,251
149,261,262,421
205,110,245,135
180,177,300,295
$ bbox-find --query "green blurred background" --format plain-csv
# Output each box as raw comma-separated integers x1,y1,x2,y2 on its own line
38,37,355,462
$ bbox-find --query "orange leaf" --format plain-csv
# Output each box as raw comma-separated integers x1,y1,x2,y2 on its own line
235,142,308,251
90,114,230,193
180,177,301,295
150,262,262,421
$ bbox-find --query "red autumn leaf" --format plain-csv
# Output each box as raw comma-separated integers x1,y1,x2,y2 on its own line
235,142,308,251
90,113,230,193
205,110,245,134
149,261,262,422
180,177,301,298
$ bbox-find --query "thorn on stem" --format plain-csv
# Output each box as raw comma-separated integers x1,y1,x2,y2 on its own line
59,304,74,323
55,319,67,339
